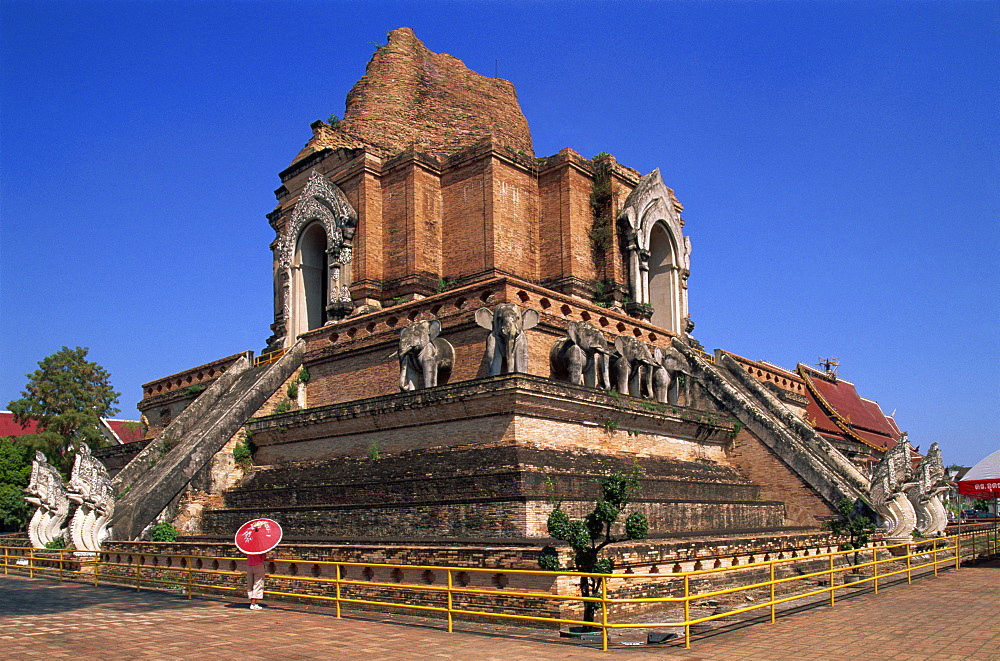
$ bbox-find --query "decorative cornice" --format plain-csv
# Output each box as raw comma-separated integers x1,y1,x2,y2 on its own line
277,170,358,271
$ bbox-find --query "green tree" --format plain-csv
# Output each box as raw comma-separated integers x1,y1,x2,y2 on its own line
825,498,876,567
8,347,120,476
538,466,649,624
0,438,33,531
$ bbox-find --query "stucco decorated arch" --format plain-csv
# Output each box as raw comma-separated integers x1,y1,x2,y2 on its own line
272,170,359,347
618,168,692,334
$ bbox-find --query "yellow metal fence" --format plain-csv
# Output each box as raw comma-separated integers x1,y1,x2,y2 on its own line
253,348,287,366
3,529,996,651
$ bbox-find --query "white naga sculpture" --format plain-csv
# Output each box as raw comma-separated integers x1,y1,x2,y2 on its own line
65,443,116,552
23,452,70,548
906,442,949,537
870,434,919,543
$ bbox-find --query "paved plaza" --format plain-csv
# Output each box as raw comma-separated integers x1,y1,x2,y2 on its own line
2,560,998,660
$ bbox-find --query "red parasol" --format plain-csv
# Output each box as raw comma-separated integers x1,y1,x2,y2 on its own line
235,518,283,555
958,449,1000,499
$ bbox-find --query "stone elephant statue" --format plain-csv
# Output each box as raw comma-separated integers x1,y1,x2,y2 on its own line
475,303,540,375
652,345,690,405
549,321,613,389
613,335,668,401
398,319,454,390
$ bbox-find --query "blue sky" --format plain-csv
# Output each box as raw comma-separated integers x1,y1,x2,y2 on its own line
1,1,997,467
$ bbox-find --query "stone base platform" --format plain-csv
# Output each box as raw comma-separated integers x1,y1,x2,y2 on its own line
200,443,787,539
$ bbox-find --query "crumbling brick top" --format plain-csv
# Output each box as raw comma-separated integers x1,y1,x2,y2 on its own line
292,27,534,165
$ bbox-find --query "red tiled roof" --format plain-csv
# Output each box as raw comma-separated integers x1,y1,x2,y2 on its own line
105,419,145,444
0,411,143,444
798,365,900,452
0,412,39,437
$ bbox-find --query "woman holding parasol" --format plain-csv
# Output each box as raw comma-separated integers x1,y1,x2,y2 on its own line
235,518,282,610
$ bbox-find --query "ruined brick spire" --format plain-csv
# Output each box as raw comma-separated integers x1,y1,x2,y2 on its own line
293,27,534,164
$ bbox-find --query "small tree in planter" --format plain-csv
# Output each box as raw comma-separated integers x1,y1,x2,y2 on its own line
538,466,649,626
826,498,876,578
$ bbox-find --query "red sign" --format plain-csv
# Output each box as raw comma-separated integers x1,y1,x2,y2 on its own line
235,518,283,555
958,479,1000,498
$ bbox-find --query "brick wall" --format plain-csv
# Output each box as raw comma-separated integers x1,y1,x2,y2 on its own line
725,427,835,527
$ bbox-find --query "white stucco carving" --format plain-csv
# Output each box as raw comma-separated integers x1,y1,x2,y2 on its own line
870,434,918,543
273,170,359,344
907,442,949,537
23,451,70,549
65,443,116,552
618,169,691,334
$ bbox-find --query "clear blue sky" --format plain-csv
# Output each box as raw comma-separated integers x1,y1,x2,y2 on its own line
2,1,997,467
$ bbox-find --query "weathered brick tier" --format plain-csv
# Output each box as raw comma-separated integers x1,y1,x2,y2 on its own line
202,427,786,539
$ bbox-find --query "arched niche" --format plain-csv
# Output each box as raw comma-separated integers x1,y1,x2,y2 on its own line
271,171,358,347
291,221,329,338
618,169,691,335
647,221,679,332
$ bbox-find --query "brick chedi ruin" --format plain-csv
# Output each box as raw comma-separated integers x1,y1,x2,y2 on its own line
25,28,949,598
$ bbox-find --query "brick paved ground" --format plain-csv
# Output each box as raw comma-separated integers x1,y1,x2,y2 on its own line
2,560,997,660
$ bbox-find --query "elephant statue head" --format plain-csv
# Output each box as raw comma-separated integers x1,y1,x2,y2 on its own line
612,335,663,400
550,321,613,389
475,303,540,376
398,319,454,390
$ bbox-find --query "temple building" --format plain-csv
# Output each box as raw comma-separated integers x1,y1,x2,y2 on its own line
89,28,907,552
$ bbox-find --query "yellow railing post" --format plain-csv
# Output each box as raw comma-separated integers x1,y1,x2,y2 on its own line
446,570,454,633
932,538,939,577
769,561,776,623
29,548,34,579
683,574,691,649
829,553,835,607
906,543,912,584
2,546,7,575
58,549,64,582
873,547,879,594
954,534,960,570
335,563,342,619
187,556,193,599
136,554,141,591
94,553,99,587
601,576,609,651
